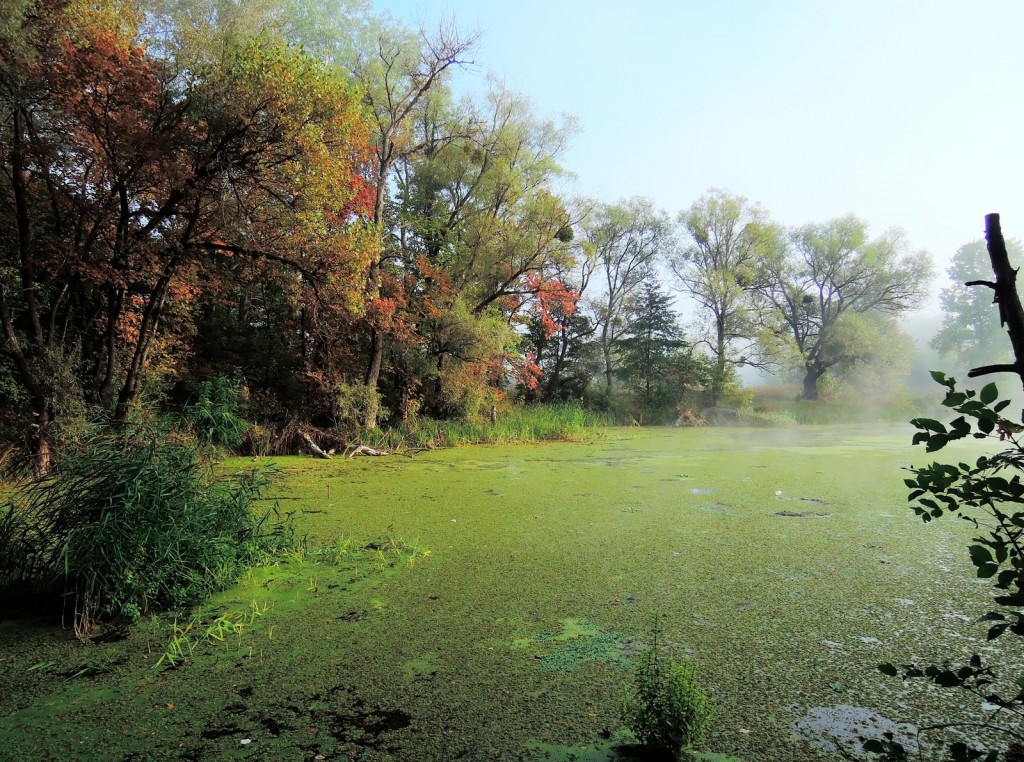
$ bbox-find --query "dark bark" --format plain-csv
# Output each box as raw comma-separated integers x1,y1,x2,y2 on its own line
968,214,1024,389
602,323,614,391
802,371,820,401
709,323,727,406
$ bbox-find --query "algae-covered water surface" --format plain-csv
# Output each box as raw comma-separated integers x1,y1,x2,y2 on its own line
1,426,1018,760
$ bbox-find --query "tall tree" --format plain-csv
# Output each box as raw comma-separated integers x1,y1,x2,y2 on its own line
671,189,783,405
931,239,1020,371
614,278,688,410
582,198,672,390
0,1,372,471
354,20,476,429
388,78,579,417
757,215,932,399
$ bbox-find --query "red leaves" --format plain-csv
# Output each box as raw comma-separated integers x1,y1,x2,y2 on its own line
509,351,543,391
523,275,578,339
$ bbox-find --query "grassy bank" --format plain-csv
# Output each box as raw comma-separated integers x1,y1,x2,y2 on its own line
360,403,612,451
741,384,942,425
0,426,1015,760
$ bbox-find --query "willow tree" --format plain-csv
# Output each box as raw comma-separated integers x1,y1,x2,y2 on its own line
671,189,783,405
391,78,579,417
757,215,932,399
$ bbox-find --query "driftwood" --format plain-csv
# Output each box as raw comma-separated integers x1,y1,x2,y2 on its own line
347,444,389,458
674,410,707,427
968,213,1024,388
299,432,332,459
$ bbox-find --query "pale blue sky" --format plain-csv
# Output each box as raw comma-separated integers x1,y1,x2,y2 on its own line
371,0,1024,313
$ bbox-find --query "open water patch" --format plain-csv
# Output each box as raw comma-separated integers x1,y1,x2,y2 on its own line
792,705,918,758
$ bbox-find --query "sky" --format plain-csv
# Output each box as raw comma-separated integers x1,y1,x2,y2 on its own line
369,0,1024,320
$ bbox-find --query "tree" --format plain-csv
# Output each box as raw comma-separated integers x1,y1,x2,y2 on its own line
671,189,783,405
931,239,1020,372
353,19,476,429
615,278,688,410
583,198,673,390
757,215,932,400
522,254,598,402
386,78,579,417
0,1,372,471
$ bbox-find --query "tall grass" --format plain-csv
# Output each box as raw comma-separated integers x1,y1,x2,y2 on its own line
0,426,292,635
360,403,611,451
745,384,941,425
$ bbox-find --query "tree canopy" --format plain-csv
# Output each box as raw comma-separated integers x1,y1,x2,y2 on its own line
671,189,784,405
931,239,1020,373
0,1,944,468
756,215,932,399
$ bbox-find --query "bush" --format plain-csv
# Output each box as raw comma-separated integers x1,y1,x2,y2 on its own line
325,381,382,434
0,426,291,634
183,375,249,448
868,374,1024,760
623,615,713,760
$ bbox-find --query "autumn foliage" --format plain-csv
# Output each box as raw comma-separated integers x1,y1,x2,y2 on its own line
0,0,594,467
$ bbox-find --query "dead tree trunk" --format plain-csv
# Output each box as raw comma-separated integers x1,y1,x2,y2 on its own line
300,432,332,459
967,213,1024,390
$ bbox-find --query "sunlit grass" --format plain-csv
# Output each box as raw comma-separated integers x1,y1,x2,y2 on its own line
358,402,612,451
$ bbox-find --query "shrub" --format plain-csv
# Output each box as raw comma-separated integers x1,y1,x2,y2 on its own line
0,426,292,635
622,615,713,760
326,381,382,434
183,375,249,448
869,375,1024,759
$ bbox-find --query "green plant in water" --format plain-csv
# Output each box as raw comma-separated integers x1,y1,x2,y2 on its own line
156,600,269,668
622,614,713,761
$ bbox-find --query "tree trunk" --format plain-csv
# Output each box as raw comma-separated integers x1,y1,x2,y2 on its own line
361,329,382,428
709,328,727,406
32,407,52,477
802,366,824,400
601,320,613,390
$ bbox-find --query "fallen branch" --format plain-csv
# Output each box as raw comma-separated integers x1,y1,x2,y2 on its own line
347,444,389,458
299,432,332,459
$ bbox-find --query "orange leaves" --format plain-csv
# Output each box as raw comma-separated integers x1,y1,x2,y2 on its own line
523,274,579,339
509,351,543,391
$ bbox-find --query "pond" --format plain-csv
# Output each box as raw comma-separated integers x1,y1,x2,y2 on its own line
0,425,1012,760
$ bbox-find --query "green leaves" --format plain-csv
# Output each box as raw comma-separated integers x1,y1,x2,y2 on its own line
891,372,1024,759
968,545,998,578
979,382,998,405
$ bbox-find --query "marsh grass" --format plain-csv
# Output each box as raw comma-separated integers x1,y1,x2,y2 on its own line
747,385,939,425
0,427,293,635
359,403,611,451
156,599,269,669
